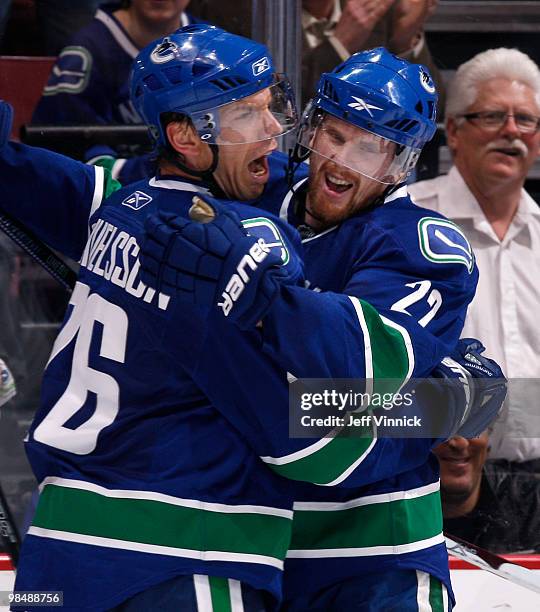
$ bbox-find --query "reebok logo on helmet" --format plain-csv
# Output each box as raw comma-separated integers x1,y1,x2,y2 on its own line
252,57,271,76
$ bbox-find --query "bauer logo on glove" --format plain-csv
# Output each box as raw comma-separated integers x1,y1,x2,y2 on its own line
218,237,271,317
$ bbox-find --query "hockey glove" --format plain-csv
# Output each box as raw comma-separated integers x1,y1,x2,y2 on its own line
432,338,507,439
140,195,294,329
0,101,13,149
451,338,506,438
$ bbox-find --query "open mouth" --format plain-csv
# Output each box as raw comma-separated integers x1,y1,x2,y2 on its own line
248,154,270,179
325,172,353,194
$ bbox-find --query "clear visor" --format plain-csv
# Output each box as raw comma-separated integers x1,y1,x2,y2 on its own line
195,76,297,145
298,110,420,184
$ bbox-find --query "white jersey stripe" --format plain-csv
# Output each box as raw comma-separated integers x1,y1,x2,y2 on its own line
286,533,444,558
27,527,284,569
194,575,213,612
38,476,293,519
89,165,105,222
148,177,211,195
385,185,408,204
293,480,440,511
229,579,245,612
95,9,139,58
111,158,127,181
416,570,432,611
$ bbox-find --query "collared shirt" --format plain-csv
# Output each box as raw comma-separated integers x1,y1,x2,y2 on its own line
409,166,540,462
302,0,349,61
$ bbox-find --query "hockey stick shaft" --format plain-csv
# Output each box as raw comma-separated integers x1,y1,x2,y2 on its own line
0,209,77,291
445,533,540,594
0,483,19,567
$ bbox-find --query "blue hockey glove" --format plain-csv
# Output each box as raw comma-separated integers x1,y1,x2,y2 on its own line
433,338,507,439
140,195,295,329
0,101,13,148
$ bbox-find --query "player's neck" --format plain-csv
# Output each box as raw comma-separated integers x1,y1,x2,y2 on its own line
114,9,182,49
158,161,204,184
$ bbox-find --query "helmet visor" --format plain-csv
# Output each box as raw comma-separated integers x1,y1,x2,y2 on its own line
193,76,297,145
298,110,420,184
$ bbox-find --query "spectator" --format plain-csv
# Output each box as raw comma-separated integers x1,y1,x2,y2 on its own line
409,48,540,467
301,0,443,108
189,0,444,108
32,1,200,184
35,0,102,55
435,433,540,553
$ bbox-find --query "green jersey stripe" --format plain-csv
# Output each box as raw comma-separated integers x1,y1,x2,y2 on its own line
209,576,232,612
293,481,440,512
360,300,412,387
38,477,293,518
289,489,443,552
428,574,446,612
261,300,412,486
31,483,291,566
263,434,376,485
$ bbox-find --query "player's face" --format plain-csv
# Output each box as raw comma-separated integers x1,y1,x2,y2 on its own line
434,432,489,511
447,78,540,189
131,0,189,25
213,89,282,200
305,117,389,230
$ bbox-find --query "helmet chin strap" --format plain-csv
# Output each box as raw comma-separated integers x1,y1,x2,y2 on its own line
171,144,227,199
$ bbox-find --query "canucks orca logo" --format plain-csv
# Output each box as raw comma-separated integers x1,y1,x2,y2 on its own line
241,217,289,264
150,37,180,64
418,217,474,273
43,46,92,95
252,56,271,76
419,69,436,94
122,191,153,211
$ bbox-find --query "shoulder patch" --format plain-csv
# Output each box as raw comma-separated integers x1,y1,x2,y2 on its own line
43,46,93,96
121,191,152,211
241,217,290,264
417,217,475,273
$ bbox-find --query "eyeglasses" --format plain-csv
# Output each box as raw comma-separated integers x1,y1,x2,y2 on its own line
459,110,540,133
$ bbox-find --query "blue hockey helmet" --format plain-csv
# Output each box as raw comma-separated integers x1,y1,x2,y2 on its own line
131,24,297,148
297,47,438,184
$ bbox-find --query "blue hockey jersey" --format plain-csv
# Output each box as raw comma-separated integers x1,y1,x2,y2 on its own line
31,3,201,185
0,143,471,610
254,159,478,604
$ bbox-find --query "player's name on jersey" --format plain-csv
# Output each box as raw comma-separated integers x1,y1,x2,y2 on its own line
79,218,170,310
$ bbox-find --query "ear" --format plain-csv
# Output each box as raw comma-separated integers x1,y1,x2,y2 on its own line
166,121,204,159
445,117,460,153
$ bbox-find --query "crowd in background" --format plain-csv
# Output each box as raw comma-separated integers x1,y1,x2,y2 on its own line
0,0,539,557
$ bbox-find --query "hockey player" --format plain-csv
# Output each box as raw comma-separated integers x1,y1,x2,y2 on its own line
138,49,504,610
0,30,502,610
32,0,202,184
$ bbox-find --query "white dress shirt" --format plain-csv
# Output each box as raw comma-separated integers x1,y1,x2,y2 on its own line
409,166,540,461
